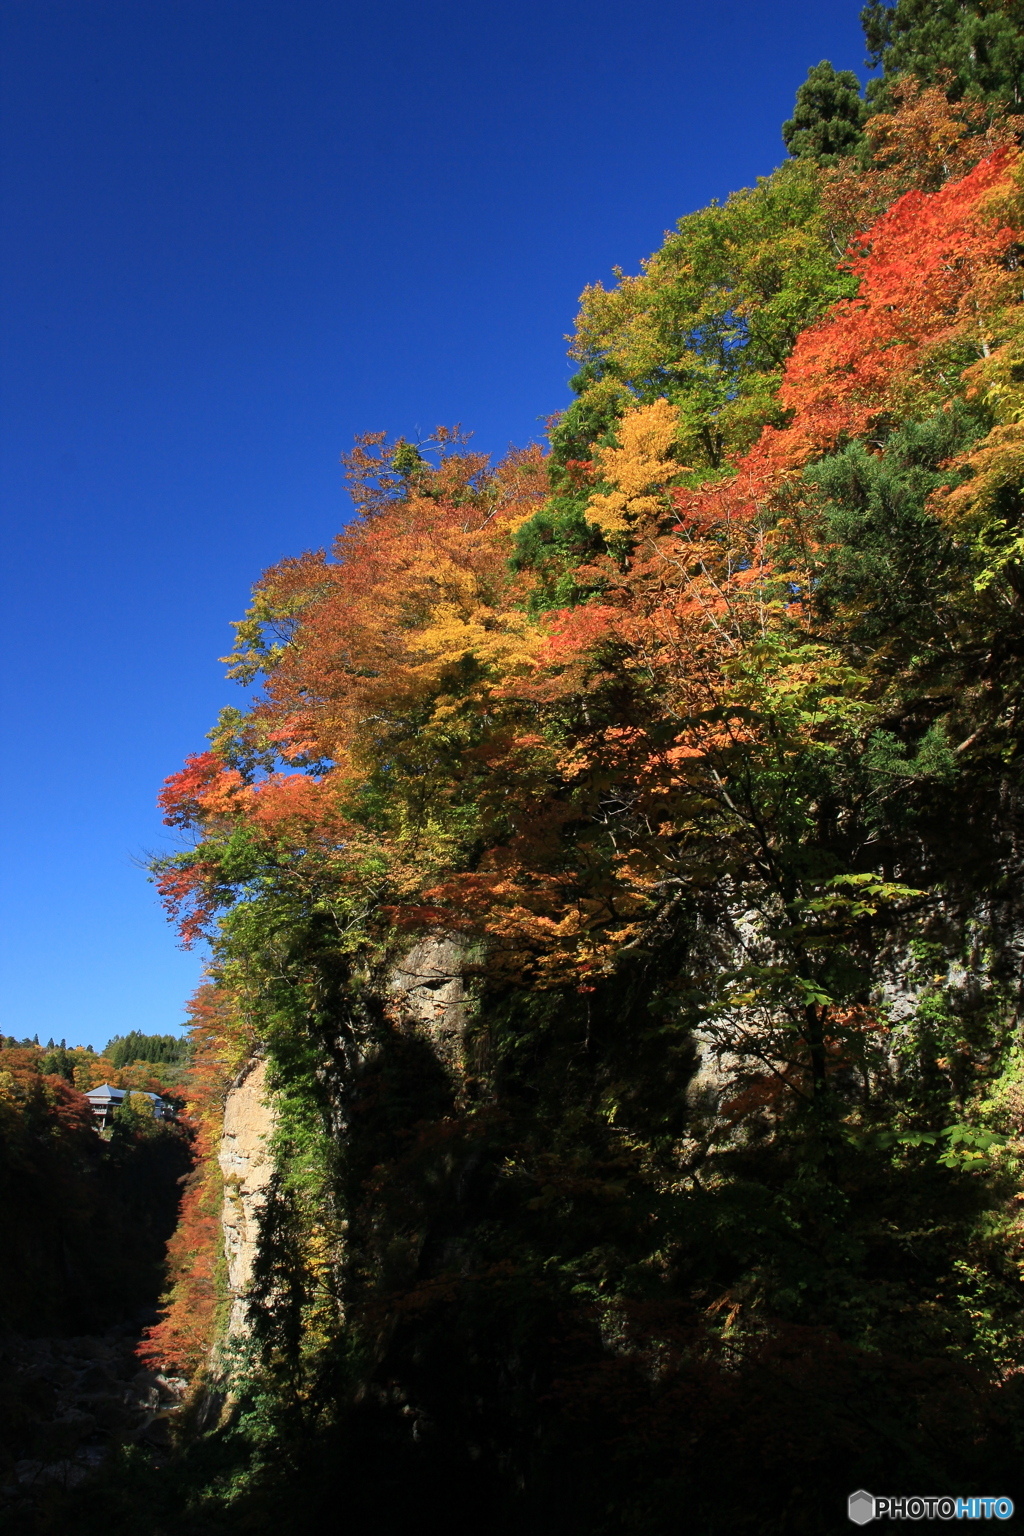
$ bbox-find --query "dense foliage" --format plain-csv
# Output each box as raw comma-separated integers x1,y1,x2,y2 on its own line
783,59,869,164
0,1041,192,1336
863,0,1024,108
107,1031,192,1070
37,11,1024,1533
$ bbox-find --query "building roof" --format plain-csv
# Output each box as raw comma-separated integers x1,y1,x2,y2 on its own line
85,1084,165,1104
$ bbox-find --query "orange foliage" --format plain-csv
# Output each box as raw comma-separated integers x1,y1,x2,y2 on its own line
251,491,546,769
428,147,1024,965
786,147,1019,451
780,147,1021,455
821,77,1024,239
661,144,1024,538
139,982,254,1376
863,78,1024,198
159,147,1024,986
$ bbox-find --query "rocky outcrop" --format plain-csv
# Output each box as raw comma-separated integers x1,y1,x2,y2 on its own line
218,1055,276,1339
212,940,464,1349
388,935,468,1070
0,1328,185,1519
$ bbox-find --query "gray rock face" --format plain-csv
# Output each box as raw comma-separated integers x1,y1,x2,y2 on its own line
388,935,468,1069
686,1027,744,1121
210,938,468,1362
218,1055,276,1339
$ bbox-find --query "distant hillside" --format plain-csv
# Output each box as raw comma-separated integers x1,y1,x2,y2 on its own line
104,1031,191,1070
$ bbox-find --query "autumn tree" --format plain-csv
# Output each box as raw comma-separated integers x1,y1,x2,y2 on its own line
562,159,857,478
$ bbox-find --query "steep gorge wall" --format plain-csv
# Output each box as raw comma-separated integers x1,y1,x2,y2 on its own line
388,935,469,1069
213,937,467,1348
211,907,1024,1349
218,1055,276,1340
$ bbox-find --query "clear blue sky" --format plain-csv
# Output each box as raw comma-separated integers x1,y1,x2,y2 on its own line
0,0,868,1049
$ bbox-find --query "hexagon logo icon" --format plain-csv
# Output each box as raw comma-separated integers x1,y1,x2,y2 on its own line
848,1490,875,1525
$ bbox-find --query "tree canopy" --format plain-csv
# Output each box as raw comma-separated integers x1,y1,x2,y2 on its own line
106,1030,191,1069
863,0,1024,106
126,79,1024,1531
783,59,869,164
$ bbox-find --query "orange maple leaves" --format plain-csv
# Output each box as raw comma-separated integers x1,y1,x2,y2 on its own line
653,143,1024,539
159,142,1024,981
778,146,1022,456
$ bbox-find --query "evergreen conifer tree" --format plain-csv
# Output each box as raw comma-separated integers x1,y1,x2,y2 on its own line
862,0,1024,107
783,59,868,162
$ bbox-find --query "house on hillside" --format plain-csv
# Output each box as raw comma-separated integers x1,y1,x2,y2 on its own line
85,1083,172,1128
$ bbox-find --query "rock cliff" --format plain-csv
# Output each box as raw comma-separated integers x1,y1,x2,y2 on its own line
217,1055,275,1339
388,935,468,1070
212,938,467,1350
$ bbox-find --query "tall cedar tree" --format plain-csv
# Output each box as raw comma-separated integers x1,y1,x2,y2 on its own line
783,59,869,164
863,0,1024,107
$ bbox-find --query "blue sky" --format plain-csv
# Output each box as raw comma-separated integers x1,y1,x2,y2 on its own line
0,0,868,1049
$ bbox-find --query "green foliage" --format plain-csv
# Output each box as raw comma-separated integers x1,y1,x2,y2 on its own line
863,0,1024,109
106,1031,191,1069
802,403,985,666
509,499,607,610
390,437,427,477
566,159,857,473
547,369,635,480
783,60,869,164
37,1042,75,1081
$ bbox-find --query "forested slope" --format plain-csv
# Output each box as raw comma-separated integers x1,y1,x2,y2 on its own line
39,6,1024,1532
0,1039,191,1336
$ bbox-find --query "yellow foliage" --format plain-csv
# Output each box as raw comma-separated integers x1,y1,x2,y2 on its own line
932,416,1024,587
586,398,688,536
